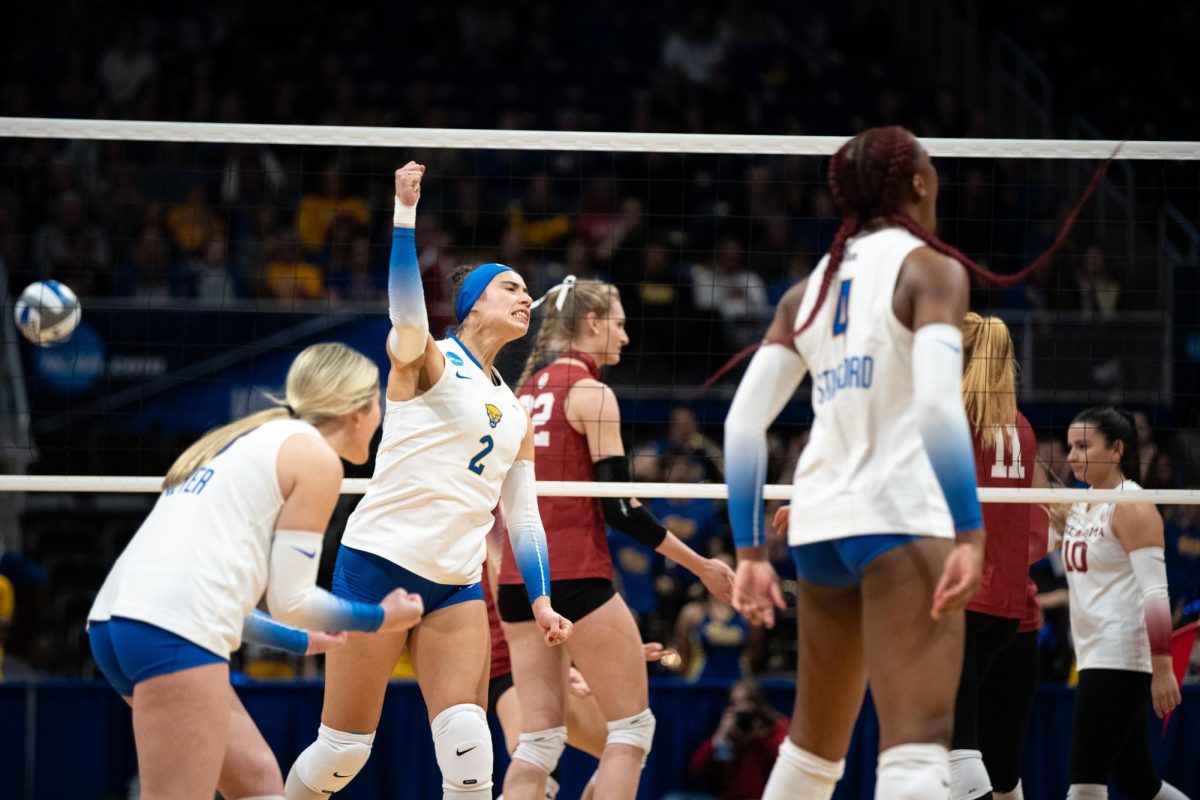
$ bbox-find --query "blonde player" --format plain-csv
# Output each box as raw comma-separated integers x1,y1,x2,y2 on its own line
87,343,425,800
286,163,572,800
725,125,988,800
1061,407,1187,800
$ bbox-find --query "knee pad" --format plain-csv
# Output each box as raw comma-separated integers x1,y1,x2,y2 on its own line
605,709,656,755
949,749,993,800
1066,786,1108,800
993,780,1024,800
431,704,493,796
875,744,950,800
512,726,567,773
1155,783,1189,800
763,739,844,800
285,724,374,798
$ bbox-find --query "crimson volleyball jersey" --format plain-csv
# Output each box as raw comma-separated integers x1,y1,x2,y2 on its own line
499,354,612,585
967,412,1044,619
481,567,510,680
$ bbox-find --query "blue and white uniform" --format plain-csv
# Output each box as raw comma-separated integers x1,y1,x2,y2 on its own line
335,336,528,610
726,228,982,584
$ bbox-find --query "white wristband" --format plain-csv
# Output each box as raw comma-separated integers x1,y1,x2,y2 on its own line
394,196,417,227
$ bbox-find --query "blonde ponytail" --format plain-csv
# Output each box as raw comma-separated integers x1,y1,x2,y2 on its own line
517,279,619,389
163,343,379,489
961,311,1018,441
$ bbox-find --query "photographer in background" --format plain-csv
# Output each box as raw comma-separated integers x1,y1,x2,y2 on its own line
673,679,789,799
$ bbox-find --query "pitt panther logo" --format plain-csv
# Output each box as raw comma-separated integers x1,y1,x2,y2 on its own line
485,404,503,428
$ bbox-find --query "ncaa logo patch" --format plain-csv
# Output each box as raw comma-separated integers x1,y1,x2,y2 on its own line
447,351,464,366
485,404,502,428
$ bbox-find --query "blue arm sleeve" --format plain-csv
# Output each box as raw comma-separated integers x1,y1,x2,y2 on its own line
242,609,308,656
501,460,552,603
388,227,429,362
724,346,807,549
912,324,984,533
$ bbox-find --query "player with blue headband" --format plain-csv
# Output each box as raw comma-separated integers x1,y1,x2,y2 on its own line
287,162,573,800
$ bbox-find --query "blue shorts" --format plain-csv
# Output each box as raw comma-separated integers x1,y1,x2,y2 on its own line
333,546,483,614
790,534,925,587
89,617,226,697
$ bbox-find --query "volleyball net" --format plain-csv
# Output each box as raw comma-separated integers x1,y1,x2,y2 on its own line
0,116,1198,507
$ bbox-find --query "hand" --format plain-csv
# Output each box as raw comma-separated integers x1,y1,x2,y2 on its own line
394,161,425,208
1151,656,1182,719
713,709,737,744
733,558,785,629
568,667,592,698
699,557,736,604
931,530,985,620
305,631,347,656
772,505,790,538
642,642,677,662
379,588,424,632
532,596,572,646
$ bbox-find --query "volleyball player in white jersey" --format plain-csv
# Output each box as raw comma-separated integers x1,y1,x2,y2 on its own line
87,343,425,800
725,125,989,800
286,163,572,800
1061,407,1187,800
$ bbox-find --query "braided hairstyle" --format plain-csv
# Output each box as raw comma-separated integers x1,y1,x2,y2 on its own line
795,125,1114,338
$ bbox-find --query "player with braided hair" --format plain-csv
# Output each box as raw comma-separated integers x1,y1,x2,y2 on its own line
724,125,1113,800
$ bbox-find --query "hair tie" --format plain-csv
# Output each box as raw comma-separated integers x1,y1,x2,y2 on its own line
283,404,298,418
531,275,577,312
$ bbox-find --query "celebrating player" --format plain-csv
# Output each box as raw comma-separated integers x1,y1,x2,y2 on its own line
286,163,572,800
1061,407,1187,800
497,277,734,800
725,125,989,800
949,312,1050,800
87,342,425,800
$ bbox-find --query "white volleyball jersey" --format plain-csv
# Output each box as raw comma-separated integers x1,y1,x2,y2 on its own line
89,418,321,659
788,228,955,546
342,337,527,585
1063,479,1151,673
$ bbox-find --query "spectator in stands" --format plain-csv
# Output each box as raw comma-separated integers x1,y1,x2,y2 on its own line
0,574,11,681
186,236,238,301
1165,501,1200,622
167,185,227,257
1133,410,1161,484
294,164,370,254
326,233,383,305
673,679,789,800
237,205,286,296
692,238,771,349
652,453,723,589
767,252,814,306
593,197,647,276
662,8,730,85
97,29,157,108
661,406,725,481
264,232,324,300
116,222,175,300
507,171,572,250
32,190,112,295
1072,244,1121,319
675,556,755,682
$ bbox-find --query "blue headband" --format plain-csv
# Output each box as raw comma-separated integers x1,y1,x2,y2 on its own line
455,263,515,324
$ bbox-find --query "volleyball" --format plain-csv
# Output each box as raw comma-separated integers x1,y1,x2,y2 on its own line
13,280,82,346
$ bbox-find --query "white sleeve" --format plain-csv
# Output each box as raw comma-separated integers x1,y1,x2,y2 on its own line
266,530,384,632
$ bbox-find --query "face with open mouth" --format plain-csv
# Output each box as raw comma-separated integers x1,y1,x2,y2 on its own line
470,270,533,341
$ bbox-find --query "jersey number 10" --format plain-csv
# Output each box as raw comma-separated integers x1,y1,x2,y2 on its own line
990,425,1026,480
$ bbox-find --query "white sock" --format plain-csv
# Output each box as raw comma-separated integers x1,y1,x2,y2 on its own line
994,779,1024,800
544,774,561,799
762,738,845,800
1066,785,1107,799
1154,782,1189,800
875,743,950,800
950,749,993,800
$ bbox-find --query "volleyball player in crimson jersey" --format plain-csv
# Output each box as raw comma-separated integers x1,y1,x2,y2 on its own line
497,278,734,800
949,312,1050,800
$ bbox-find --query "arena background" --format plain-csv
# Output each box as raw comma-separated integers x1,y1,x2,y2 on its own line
0,1,1198,798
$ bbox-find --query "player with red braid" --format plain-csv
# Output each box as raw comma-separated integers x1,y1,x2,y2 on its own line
725,125,1113,800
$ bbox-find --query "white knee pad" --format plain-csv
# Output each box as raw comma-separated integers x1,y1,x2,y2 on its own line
1066,785,1108,799
875,743,950,800
994,780,1024,800
605,709,656,755
431,704,494,797
1154,783,1188,800
512,726,568,773
762,739,844,800
284,724,374,798
949,749,993,800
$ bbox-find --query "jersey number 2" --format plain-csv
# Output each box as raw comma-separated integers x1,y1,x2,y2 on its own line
990,425,1027,480
468,435,494,475
521,392,555,448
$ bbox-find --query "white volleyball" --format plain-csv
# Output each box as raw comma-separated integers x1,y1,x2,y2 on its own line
14,280,82,346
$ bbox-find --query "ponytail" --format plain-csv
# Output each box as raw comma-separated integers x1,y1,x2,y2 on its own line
961,312,1017,438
